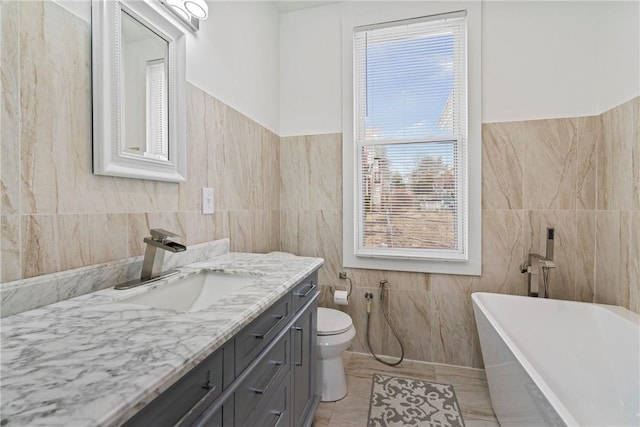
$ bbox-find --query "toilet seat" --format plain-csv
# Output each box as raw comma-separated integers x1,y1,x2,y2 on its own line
318,307,353,336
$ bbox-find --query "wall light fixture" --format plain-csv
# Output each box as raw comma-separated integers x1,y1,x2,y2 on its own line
160,0,208,31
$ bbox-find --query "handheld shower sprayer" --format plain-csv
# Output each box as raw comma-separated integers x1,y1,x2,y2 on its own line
365,280,404,367
379,280,387,300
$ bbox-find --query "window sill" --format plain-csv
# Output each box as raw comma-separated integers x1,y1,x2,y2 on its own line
343,251,481,275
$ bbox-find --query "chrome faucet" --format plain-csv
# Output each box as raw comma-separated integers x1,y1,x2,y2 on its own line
141,229,187,280
522,254,556,298
520,228,556,298
115,229,187,290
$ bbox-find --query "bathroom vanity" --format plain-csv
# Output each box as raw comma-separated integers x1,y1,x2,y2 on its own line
0,251,323,427
124,271,319,427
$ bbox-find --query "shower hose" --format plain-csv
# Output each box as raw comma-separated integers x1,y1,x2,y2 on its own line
366,280,405,367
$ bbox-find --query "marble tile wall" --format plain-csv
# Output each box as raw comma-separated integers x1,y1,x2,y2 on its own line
595,97,639,312
280,97,640,368
0,1,280,283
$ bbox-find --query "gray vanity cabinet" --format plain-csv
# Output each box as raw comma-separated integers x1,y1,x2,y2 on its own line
291,275,319,427
122,270,319,427
244,371,292,427
234,295,292,376
186,393,234,427
234,329,291,425
122,345,226,427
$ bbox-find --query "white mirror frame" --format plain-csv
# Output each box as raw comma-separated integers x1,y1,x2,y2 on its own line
92,0,187,182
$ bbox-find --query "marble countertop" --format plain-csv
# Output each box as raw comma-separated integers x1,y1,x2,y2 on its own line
0,252,324,427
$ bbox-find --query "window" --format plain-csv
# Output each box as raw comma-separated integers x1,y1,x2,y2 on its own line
343,6,481,275
145,59,168,160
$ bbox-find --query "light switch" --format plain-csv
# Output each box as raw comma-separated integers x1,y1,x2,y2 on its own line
202,187,214,214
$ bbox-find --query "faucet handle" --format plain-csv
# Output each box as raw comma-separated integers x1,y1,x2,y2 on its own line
149,228,180,241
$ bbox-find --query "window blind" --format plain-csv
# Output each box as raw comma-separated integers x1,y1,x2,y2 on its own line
145,59,168,160
354,12,468,260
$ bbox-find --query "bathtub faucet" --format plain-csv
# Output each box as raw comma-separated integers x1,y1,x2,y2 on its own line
521,253,556,298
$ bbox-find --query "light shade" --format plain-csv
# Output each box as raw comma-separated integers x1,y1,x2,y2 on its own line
184,0,208,20
166,0,190,22
163,0,208,22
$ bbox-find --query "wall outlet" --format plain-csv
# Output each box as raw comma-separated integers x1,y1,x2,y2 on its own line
202,187,214,214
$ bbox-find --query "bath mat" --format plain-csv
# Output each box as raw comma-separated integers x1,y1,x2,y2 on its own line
367,374,465,427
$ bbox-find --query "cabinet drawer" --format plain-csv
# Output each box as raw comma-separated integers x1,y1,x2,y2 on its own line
245,371,291,427
187,392,234,427
291,271,318,313
235,330,290,426
235,293,291,375
123,346,224,427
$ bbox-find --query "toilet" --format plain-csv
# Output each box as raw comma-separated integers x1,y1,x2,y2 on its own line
316,307,356,402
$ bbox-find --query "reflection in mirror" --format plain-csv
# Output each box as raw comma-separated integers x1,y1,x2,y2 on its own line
121,11,169,161
92,0,186,182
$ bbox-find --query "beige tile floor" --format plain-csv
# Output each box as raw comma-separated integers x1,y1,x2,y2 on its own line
314,352,499,427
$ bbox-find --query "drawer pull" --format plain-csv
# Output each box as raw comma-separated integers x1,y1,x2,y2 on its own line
251,387,265,395
183,371,219,420
202,370,216,391
294,282,316,298
250,359,283,394
293,326,304,367
252,314,286,340
271,410,283,427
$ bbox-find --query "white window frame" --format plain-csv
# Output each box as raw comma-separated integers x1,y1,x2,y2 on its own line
342,3,482,275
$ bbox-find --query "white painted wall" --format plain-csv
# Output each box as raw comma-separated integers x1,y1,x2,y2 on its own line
280,1,640,135
188,1,280,133
483,0,639,122
279,2,343,136
53,0,281,134
481,1,601,123
597,1,640,113
49,0,640,134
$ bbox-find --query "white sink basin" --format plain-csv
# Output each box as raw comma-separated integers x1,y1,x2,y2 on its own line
118,271,258,312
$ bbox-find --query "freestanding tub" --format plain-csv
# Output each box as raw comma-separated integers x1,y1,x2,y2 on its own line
472,292,640,427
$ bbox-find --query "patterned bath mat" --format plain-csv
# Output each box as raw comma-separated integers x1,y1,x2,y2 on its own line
368,374,465,427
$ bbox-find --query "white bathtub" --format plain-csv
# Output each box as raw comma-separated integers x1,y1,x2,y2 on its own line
472,292,640,427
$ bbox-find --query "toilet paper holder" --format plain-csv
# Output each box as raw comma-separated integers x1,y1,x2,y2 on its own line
330,272,353,297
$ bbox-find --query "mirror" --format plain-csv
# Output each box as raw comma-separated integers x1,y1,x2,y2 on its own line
92,0,186,182
121,11,169,160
